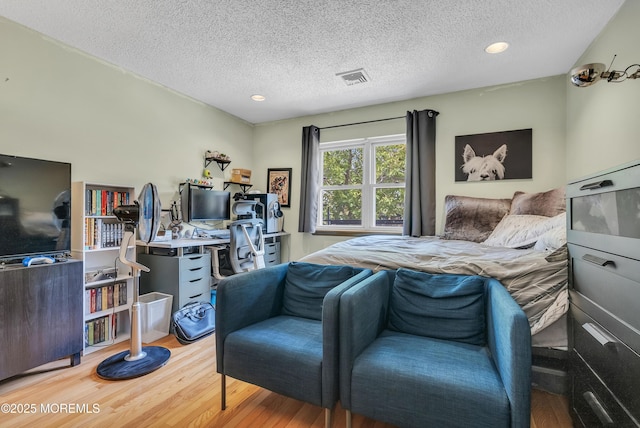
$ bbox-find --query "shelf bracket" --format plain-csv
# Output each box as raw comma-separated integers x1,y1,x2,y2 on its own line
204,158,231,171
223,182,253,193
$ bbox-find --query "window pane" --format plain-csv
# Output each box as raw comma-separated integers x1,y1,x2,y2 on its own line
321,189,362,226
323,148,363,186
375,144,405,184
375,187,405,227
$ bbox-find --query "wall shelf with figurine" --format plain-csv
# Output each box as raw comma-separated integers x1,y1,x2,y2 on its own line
204,151,231,171
180,180,214,191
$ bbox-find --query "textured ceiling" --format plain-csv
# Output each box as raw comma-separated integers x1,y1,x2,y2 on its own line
0,0,626,124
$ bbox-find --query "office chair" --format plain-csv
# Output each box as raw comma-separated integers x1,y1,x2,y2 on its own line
229,219,265,273
208,218,265,280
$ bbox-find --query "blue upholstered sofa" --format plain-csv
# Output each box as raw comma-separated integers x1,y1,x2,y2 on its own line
339,269,532,428
215,262,373,428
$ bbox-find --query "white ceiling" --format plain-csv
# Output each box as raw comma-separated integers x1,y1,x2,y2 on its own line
0,0,626,124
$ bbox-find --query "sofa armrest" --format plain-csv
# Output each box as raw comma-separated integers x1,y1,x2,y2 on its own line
321,268,373,408
339,270,394,409
486,278,532,428
215,263,289,373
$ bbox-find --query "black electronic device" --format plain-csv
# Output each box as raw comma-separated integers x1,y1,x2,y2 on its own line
0,154,71,261
180,184,230,222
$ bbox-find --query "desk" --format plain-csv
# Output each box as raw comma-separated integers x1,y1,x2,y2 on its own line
138,231,289,259
137,232,290,314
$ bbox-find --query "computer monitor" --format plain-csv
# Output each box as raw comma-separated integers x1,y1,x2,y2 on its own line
181,186,230,222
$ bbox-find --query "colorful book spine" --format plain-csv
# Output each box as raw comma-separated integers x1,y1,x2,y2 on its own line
86,188,131,216
113,285,119,308
87,321,94,346
86,282,127,313
101,286,108,311
107,285,114,309
96,287,102,312
91,288,96,313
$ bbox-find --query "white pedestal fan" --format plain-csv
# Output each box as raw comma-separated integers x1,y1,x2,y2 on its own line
96,183,171,380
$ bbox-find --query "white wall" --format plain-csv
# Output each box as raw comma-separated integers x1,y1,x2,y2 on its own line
0,17,254,215
566,0,640,180
254,76,567,259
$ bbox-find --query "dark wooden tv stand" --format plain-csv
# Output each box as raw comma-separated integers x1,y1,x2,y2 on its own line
0,260,83,381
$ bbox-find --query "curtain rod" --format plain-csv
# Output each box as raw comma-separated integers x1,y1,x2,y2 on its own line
318,115,405,130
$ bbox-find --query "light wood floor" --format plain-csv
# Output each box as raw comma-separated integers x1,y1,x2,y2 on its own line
0,334,573,427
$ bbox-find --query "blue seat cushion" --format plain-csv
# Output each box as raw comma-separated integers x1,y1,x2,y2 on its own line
223,315,324,406
350,330,510,428
388,269,486,346
281,262,355,320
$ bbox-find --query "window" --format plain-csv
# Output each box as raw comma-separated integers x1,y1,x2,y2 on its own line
317,134,405,232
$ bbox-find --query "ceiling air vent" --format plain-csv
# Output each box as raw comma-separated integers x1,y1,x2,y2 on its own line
336,68,370,86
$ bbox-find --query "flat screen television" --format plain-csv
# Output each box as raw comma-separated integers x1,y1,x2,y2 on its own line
181,186,230,222
0,154,72,261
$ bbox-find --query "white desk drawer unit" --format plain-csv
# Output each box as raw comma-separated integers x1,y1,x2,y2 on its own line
264,241,281,266
567,160,640,428
139,252,212,315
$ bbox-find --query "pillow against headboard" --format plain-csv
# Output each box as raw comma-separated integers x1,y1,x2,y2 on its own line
510,187,566,217
443,195,512,242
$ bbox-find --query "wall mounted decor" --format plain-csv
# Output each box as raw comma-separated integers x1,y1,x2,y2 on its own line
455,128,532,182
267,168,292,207
570,57,639,87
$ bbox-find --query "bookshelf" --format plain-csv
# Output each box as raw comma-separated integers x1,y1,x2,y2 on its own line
71,182,135,354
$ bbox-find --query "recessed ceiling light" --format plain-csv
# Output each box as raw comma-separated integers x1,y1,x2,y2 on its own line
251,94,266,101
485,42,509,54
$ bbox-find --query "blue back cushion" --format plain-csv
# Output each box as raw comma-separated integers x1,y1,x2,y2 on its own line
281,262,355,321
388,269,486,346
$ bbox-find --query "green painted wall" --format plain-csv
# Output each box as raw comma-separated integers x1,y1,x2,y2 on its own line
566,0,640,180
2,0,637,261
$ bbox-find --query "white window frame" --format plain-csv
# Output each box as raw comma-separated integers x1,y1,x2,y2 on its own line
316,134,405,233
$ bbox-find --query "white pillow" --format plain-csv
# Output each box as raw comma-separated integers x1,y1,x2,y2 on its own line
483,213,565,249
534,216,567,251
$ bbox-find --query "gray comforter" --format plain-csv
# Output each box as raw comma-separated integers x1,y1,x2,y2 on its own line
300,234,568,337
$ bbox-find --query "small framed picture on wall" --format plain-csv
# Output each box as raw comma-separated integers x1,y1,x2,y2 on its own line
267,168,292,207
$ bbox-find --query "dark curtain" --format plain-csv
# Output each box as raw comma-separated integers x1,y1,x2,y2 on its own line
298,125,320,233
403,109,439,237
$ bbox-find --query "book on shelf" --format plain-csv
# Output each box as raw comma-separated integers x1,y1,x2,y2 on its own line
101,286,108,312
113,284,119,308
107,286,113,309
96,287,102,312
85,188,131,217
83,218,125,249
118,281,127,305
85,281,128,314
84,315,110,346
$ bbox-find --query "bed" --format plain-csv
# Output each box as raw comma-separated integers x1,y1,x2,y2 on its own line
300,187,570,392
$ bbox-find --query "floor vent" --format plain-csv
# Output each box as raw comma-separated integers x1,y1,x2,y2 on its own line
336,68,370,86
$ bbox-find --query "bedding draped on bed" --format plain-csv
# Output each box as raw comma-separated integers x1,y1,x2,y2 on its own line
300,234,568,337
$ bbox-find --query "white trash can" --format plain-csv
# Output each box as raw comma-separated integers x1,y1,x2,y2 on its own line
139,292,173,344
